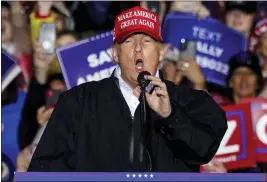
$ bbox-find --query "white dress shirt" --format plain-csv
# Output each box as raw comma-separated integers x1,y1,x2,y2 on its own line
114,66,159,117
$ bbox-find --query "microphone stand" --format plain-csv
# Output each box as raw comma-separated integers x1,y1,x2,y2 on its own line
139,84,153,172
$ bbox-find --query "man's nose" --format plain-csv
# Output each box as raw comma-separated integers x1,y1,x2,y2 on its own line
234,12,242,19
134,42,142,53
240,74,250,81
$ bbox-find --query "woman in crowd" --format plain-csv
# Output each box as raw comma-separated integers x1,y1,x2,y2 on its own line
18,31,79,151
16,30,79,172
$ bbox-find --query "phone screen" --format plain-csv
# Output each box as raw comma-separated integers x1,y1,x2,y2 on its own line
38,22,56,54
179,38,197,61
45,89,63,108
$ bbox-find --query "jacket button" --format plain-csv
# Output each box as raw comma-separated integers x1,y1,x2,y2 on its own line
161,127,165,134
38,161,44,167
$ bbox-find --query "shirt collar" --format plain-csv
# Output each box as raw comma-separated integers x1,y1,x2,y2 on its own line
114,65,160,92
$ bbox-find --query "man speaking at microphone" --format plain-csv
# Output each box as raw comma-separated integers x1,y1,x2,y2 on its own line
28,6,227,172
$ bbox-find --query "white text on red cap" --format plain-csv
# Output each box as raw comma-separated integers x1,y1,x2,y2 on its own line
118,10,157,30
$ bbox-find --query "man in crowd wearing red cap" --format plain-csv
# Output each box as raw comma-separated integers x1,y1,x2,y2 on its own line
28,6,227,172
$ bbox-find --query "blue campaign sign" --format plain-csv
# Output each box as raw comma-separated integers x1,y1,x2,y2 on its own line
162,12,247,87
2,91,26,181
1,49,21,91
14,172,266,181
56,31,116,89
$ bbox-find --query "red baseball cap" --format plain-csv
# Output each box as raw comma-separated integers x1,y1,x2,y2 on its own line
113,6,163,43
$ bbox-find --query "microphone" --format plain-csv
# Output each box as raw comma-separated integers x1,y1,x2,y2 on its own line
137,71,151,88
137,70,153,172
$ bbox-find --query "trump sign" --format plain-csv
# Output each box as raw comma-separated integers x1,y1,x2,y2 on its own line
241,98,267,162
202,103,255,171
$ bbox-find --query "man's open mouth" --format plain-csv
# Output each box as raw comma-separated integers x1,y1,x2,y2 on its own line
135,59,144,73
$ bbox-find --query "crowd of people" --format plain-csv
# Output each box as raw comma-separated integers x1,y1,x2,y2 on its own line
1,0,267,176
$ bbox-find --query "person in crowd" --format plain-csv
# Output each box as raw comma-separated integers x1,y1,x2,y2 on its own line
160,48,206,90
2,2,15,54
225,51,264,105
63,1,139,35
28,6,227,172
168,1,210,18
205,51,264,108
30,1,75,45
18,31,79,152
202,1,225,21
140,1,167,23
224,1,257,38
249,17,267,98
16,30,79,171
16,73,65,172
202,51,266,173
48,30,80,75
2,1,32,90
160,48,233,106
52,2,75,32
258,2,267,18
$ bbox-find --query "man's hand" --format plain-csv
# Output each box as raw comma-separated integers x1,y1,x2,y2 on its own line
37,106,53,126
34,42,55,69
202,161,227,173
37,1,53,16
11,2,25,14
145,75,171,118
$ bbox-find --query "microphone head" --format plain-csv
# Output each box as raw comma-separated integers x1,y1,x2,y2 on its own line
137,71,151,87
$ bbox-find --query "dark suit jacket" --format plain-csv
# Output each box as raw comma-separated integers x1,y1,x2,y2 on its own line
28,73,227,172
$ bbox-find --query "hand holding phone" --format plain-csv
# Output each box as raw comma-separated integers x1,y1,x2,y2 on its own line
177,59,206,90
179,38,196,61
45,89,63,108
38,22,56,54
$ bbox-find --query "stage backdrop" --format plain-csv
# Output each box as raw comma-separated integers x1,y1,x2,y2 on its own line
14,172,266,181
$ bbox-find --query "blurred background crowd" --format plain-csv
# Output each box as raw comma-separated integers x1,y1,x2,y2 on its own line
1,1,267,180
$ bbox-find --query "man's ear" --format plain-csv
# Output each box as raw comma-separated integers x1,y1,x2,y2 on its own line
159,43,170,63
111,44,119,64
